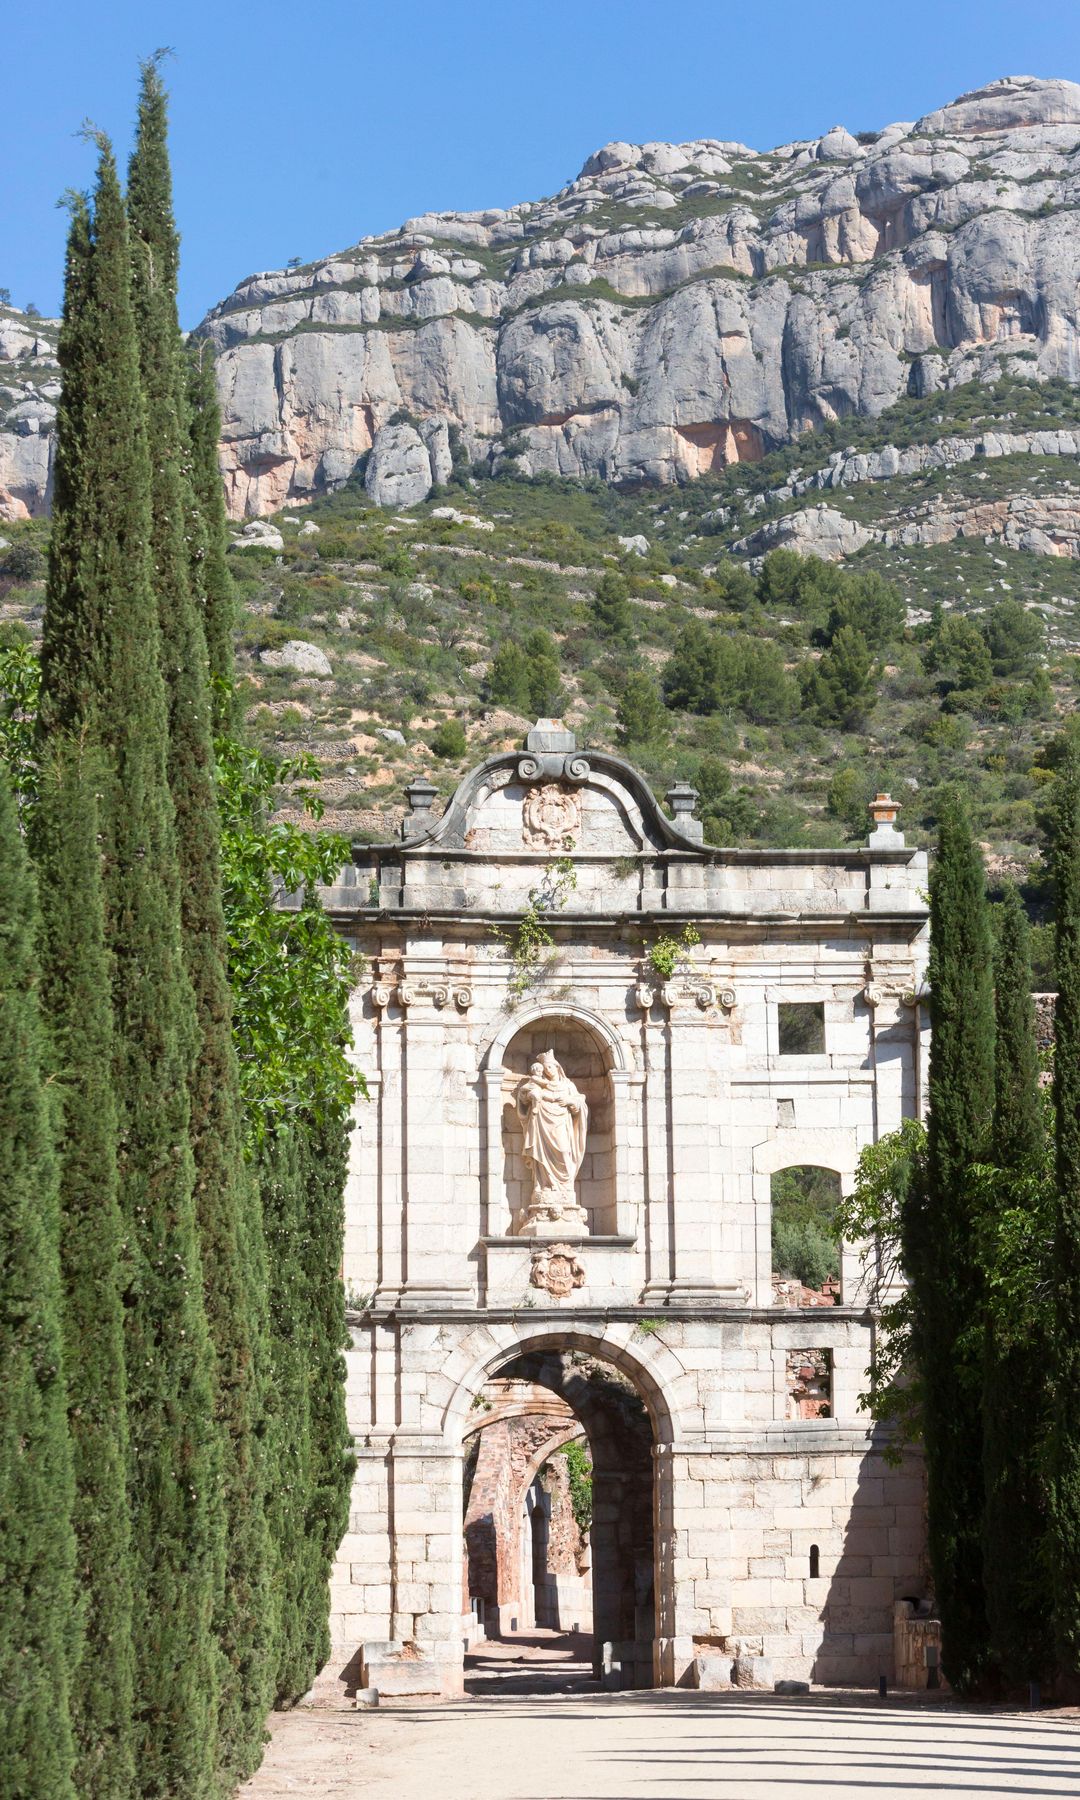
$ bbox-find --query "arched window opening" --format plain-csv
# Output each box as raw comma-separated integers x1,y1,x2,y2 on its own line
809,1544,820,1579
770,1166,842,1304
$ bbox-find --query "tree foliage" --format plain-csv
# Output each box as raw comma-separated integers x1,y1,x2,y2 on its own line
0,767,77,1800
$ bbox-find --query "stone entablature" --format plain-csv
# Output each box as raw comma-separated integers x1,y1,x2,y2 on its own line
323,722,930,1699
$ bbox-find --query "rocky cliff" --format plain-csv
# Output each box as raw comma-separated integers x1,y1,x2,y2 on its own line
193,74,1080,518
0,309,59,520
3,75,1079,526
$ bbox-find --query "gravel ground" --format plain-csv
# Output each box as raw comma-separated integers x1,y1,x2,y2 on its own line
240,1690,1080,1799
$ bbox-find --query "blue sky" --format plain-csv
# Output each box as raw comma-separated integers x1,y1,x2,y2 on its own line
3,0,1079,329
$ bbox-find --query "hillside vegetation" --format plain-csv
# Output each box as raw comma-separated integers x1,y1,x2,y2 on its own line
2,374,1077,970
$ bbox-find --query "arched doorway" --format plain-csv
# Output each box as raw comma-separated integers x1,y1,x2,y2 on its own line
460,1344,659,1694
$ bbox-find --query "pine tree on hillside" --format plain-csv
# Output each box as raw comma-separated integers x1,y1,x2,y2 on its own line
36,138,222,1798
34,739,135,1800
902,790,995,1691
0,766,76,1800
982,881,1048,1684
1047,747,1080,1672
616,671,668,750
128,60,273,1778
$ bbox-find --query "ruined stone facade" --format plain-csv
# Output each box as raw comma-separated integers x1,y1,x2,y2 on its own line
320,722,930,1698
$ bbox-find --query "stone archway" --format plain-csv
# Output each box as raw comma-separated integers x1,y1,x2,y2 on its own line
451,1330,674,1691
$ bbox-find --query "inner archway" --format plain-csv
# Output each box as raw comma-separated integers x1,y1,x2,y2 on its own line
460,1346,656,1695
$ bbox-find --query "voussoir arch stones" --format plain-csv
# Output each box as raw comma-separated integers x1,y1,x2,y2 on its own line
480,1001,634,1074
436,1320,693,1448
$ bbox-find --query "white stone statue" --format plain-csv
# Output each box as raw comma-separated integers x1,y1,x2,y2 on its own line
514,1050,589,1236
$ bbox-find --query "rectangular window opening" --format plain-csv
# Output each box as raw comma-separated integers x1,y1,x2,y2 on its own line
777,1001,825,1056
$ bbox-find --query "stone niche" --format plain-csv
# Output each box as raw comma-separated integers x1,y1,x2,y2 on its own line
501,1019,615,1235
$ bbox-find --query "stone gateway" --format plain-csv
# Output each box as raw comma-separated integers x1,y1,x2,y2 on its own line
318,721,930,1699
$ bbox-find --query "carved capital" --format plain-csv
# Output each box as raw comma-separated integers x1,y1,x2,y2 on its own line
632,982,656,1012
370,984,392,1010
453,985,474,1012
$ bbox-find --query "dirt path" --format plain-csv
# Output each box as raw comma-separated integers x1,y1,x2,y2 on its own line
241,1691,1080,1799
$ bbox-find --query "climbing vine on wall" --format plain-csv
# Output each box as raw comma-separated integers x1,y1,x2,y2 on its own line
496,854,578,996
559,1438,593,1535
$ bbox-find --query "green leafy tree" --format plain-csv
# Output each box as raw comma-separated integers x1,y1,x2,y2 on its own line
129,62,274,1776
34,740,134,1798
590,570,633,639
486,639,533,712
0,635,41,819
983,599,1044,680
925,612,993,696
523,628,562,715
804,625,877,728
616,671,668,749
37,137,223,1797
823,571,905,651
902,791,995,1691
430,716,467,759
1047,747,1080,1672
662,619,720,713
0,767,77,1800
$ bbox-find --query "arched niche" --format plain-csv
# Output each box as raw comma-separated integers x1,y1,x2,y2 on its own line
480,1008,633,1238
769,1164,843,1303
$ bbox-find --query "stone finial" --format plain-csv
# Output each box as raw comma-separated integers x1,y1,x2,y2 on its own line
666,780,703,843
868,791,904,847
525,717,577,755
402,775,438,839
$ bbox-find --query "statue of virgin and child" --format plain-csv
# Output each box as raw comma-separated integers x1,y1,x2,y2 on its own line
514,1049,590,1236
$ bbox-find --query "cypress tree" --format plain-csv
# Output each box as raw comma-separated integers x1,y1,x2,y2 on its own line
128,60,274,1777
36,139,221,1798
982,881,1048,1684
992,885,1043,1169
35,739,135,1799
186,339,237,725
261,1121,353,1699
1048,747,1080,1672
0,765,77,1800
902,790,995,1691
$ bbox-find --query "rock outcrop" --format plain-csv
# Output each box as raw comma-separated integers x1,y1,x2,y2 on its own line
193,75,1080,516
5,77,1080,522
0,310,59,520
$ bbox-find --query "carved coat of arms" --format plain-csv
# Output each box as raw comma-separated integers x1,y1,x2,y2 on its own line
522,783,581,850
530,1242,586,1298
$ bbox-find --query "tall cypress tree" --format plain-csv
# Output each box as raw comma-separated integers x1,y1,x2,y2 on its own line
0,765,77,1800
902,790,995,1691
35,738,135,1799
992,884,1043,1170
186,339,237,727
982,881,1048,1684
260,1122,353,1700
1048,748,1080,1672
36,139,221,1799
128,60,273,1777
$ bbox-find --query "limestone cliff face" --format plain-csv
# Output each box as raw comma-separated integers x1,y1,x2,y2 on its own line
196,76,1080,517
4,76,1080,523
0,311,59,520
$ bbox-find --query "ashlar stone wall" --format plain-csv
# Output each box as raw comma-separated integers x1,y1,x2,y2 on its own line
319,723,930,1700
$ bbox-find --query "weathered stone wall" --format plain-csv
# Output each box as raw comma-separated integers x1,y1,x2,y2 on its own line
323,726,929,1698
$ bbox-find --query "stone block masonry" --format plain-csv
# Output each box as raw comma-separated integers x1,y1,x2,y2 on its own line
317,721,930,1698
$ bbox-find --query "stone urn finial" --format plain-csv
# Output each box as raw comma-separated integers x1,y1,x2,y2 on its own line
666,780,703,843
402,775,438,839
868,791,904,846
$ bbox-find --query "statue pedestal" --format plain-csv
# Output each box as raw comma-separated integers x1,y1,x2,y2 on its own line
517,1206,590,1238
